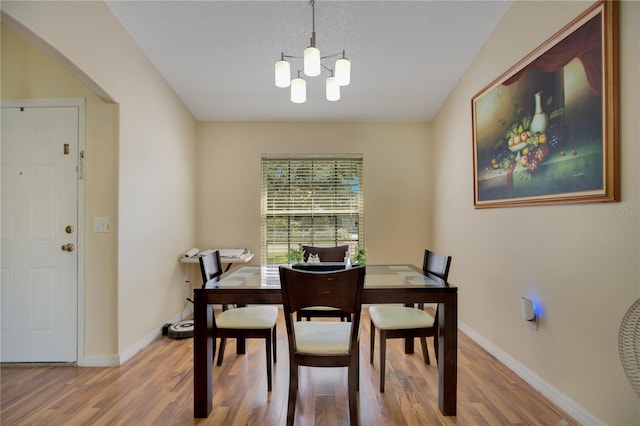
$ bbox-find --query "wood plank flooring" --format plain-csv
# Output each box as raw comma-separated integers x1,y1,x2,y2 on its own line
1,310,577,425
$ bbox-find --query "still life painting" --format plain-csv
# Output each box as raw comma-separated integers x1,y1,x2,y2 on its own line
472,1,617,208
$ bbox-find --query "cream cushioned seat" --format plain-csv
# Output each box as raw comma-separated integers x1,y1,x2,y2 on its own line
368,305,434,330
303,305,339,311
216,305,278,329
293,321,353,354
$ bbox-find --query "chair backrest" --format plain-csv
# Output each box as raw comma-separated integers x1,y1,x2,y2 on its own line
302,245,350,262
292,263,346,272
423,249,452,281
279,266,366,349
199,250,223,287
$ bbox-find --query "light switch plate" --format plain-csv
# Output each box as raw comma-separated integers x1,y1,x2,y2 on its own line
93,217,109,233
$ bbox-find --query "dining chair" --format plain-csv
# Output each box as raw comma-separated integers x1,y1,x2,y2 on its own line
368,249,452,392
297,245,351,321
198,250,229,355
198,251,278,391
279,265,366,426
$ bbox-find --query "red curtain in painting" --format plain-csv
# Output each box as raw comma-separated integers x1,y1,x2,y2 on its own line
504,14,602,95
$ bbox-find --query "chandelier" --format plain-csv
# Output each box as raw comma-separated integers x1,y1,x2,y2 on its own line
274,0,351,103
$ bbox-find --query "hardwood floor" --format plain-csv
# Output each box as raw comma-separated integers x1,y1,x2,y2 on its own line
1,310,577,425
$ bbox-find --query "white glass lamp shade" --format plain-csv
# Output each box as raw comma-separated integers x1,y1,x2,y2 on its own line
291,77,306,103
326,76,340,101
303,47,321,77
335,58,351,86
275,60,291,88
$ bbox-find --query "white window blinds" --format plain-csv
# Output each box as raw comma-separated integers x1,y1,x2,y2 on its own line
261,155,364,264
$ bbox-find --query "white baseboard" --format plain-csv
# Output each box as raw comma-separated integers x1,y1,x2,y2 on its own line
459,321,604,426
78,354,120,367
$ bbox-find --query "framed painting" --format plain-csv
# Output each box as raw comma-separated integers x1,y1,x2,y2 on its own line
472,1,618,208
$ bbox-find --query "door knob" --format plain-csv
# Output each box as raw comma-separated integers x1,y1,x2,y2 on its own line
65,225,74,234
61,243,74,252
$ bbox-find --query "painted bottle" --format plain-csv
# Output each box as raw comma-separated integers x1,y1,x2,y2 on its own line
530,91,548,135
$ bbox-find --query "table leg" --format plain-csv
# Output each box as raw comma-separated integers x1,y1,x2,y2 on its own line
438,294,458,416
236,338,246,354
403,303,415,354
403,337,415,354
236,304,246,354
194,293,213,418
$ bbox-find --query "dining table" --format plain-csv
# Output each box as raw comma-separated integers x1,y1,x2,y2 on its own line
193,264,458,418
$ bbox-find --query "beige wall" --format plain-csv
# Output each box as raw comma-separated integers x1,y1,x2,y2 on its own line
432,1,640,425
1,1,198,361
195,122,432,267
1,24,119,358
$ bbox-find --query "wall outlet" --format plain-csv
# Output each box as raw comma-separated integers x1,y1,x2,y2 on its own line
93,217,109,233
521,297,538,330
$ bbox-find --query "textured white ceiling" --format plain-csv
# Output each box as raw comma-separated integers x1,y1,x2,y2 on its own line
106,0,511,122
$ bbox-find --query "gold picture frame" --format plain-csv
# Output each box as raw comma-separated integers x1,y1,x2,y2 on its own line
472,1,618,208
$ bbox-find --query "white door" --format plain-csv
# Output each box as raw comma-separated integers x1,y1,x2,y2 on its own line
1,105,79,362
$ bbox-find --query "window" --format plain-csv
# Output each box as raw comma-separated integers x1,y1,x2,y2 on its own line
261,155,364,264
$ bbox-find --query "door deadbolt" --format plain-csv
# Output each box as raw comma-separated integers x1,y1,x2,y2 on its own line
65,225,74,234
61,243,74,252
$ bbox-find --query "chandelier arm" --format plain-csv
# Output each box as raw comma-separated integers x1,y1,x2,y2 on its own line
281,53,346,65
282,53,345,61
320,52,347,60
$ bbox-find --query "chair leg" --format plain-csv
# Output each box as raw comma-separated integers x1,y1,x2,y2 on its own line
212,333,217,366
286,364,298,426
433,305,440,364
432,337,438,366
216,337,226,366
369,320,375,364
272,325,277,362
355,346,360,391
419,337,430,365
379,330,387,393
348,354,359,426
266,334,273,392
211,307,218,366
